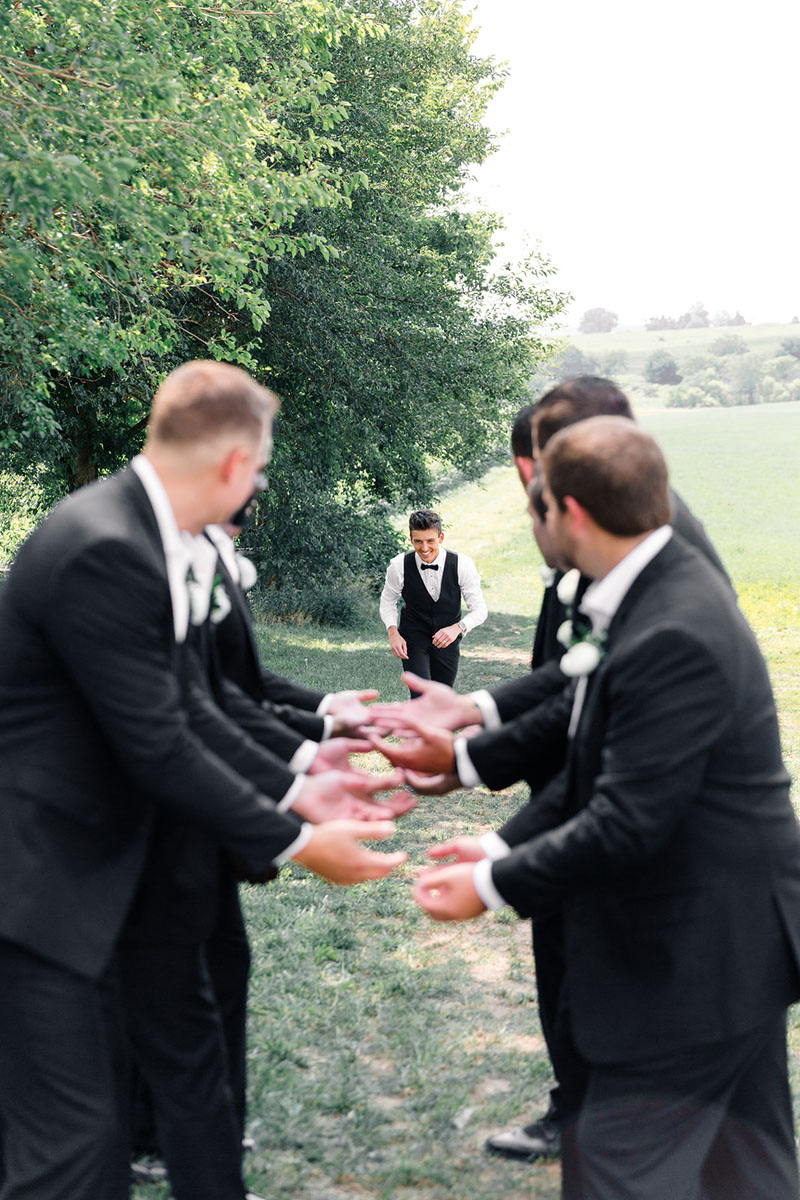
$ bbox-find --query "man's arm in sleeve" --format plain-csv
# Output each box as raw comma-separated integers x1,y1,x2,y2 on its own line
52,543,305,875
457,554,488,634
490,630,729,918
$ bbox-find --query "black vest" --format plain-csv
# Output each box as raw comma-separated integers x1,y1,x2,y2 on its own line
398,551,461,637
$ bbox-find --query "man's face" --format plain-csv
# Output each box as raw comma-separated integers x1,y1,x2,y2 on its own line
541,478,577,571
223,420,271,521
410,527,444,562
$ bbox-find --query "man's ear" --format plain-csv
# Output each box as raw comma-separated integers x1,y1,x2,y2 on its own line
562,494,589,532
514,455,536,486
219,445,248,484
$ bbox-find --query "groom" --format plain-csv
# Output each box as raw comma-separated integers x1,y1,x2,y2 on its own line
0,360,406,1200
380,417,800,1199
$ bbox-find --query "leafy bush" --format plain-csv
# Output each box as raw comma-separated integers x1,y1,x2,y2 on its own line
710,335,748,357
645,351,682,385
666,385,717,409
554,345,599,379
252,581,375,629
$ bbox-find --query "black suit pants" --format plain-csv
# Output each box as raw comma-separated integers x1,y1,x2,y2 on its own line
119,939,246,1200
531,913,589,1124
564,1011,798,1200
0,939,131,1200
403,633,461,695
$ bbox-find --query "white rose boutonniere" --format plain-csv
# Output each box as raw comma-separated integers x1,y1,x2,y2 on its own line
560,635,606,677
210,576,232,624
236,553,258,592
187,572,210,626
556,568,581,607
556,619,574,648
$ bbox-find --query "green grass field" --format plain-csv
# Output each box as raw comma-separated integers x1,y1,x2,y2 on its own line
133,401,800,1200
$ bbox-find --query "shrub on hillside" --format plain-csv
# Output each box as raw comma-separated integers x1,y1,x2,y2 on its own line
645,350,682,385
554,345,599,379
710,334,748,357
780,338,800,360
666,385,717,409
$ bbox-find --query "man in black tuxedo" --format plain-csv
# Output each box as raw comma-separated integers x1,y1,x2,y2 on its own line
0,360,406,1200
373,377,734,1166
379,417,800,1199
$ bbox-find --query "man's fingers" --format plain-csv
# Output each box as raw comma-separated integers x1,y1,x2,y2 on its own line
356,849,408,879
356,689,379,702
382,788,418,816
401,672,432,692
404,770,458,795
367,733,419,767
427,840,459,860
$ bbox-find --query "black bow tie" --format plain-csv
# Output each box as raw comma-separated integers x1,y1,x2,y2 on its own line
420,563,439,571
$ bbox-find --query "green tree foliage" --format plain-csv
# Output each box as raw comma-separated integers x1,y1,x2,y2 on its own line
646,350,682,385
579,306,617,333
780,338,800,361
1,0,567,610
0,0,376,491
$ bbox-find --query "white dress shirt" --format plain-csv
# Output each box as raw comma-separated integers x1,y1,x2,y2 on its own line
472,526,674,912
379,547,488,633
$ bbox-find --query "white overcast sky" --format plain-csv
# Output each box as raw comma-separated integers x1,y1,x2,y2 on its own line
463,0,799,329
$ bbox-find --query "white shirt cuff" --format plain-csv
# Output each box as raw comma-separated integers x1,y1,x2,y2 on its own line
288,740,319,775
319,714,334,741
473,859,507,911
480,831,511,860
277,774,306,812
316,694,333,717
274,821,314,864
470,689,501,730
454,737,481,788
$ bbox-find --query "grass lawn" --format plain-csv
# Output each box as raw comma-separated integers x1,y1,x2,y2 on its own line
133,401,800,1200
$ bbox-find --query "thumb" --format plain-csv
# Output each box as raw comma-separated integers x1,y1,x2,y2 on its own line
427,841,458,860
356,689,379,702
341,819,397,842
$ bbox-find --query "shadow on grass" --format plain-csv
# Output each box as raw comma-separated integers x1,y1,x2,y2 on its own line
255,610,537,701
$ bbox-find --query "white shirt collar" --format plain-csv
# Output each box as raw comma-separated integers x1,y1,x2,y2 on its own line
131,454,203,643
579,526,673,633
205,524,239,584
416,547,446,571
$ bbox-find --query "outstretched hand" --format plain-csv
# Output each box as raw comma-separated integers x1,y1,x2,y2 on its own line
292,770,413,824
309,737,373,773
412,862,487,921
369,674,483,734
427,836,488,863
328,690,380,736
294,819,408,884
369,708,457,774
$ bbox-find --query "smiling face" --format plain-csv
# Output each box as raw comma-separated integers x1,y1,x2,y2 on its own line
410,526,444,563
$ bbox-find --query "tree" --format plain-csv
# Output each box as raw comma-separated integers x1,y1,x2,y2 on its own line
780,338,800,361
710,335,748,357
579,307,618,334
1,0,568,605
646,351,682,385
0,0,376,493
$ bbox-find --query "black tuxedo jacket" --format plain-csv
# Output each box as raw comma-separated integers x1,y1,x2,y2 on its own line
489,536,800,1063
0,467,304,978
211,548,326,716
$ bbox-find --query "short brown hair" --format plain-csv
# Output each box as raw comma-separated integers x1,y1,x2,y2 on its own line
409,509,442,534
543,417,670,536
148,361,279,447
534,376,634,453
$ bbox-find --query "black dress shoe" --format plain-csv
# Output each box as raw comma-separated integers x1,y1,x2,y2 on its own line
485,1113,562,1161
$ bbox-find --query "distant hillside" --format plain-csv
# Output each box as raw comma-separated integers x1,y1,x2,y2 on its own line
560,323,800,410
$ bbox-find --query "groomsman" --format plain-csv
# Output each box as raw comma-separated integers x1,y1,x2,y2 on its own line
0,361,406,1200
380,417,800,1200
380,509,487,695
